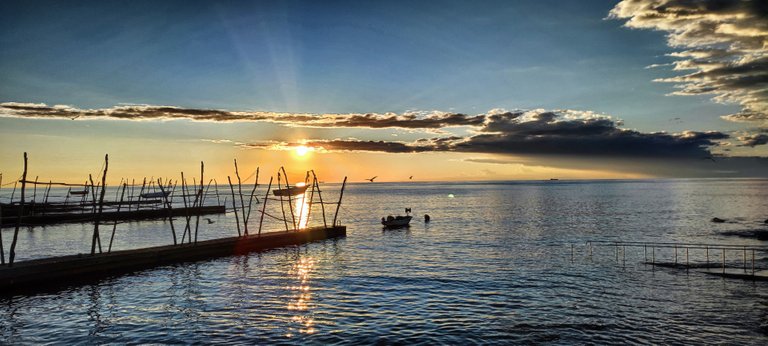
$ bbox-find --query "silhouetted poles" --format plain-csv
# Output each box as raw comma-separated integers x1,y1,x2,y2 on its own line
108,182,127,252
227,176,242,237
311,170,327,229
193,162,204,243
234,159,249,235
8,152,28,265
91,154,108,255
258,176,273,235
333,176,347,227
157,178,178,245
280,167,297,230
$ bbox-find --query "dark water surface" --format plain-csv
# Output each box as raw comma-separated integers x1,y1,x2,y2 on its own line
2,179,768,344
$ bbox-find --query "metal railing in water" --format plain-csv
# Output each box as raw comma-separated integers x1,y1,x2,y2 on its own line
581,240,768,277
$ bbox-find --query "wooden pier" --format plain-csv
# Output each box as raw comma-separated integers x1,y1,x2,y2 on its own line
0,205,225,227
0,225,346,294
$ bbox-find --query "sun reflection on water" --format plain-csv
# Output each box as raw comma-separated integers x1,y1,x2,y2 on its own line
286,256,316,336
293,184,311,229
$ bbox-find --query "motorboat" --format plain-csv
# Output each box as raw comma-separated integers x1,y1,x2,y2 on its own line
272,185,309,196
381,215,412,228
140,191,171,199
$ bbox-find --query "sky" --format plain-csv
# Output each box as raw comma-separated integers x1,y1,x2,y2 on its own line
1,0,766,183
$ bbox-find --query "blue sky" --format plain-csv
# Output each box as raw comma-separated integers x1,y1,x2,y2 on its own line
0,0,741,131
1,0,765,181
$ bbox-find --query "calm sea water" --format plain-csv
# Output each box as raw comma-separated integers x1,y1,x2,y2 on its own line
1,179,767,344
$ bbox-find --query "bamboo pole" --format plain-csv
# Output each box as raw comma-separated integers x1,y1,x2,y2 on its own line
91,154,108,255
280,167,297,230
136,177,147,212
227,176,242,237
42,180,52,216
214,179,221,206
312,170,327,229
10,181,17,204
277,173,289,232
180,173,191,243
258,177,273,236
306,173,316,226
332,176,347,227
158,179,178,245
31,176,38,203
8,152,27,265
234,159,249,235
0,203,4,265
193,162,204,243
108,183,128,252
245,168,260,225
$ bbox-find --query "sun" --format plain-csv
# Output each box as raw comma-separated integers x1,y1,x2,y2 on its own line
295,145,310,156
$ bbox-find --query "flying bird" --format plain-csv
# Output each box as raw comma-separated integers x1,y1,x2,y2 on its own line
409,176,413,180
702,156,717,163
70,115,80,120
366,176,377,182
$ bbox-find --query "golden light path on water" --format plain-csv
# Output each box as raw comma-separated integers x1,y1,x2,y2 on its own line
286,256,316,337
293,183,311,229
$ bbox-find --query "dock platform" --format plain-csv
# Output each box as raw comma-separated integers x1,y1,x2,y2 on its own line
0,225,346,294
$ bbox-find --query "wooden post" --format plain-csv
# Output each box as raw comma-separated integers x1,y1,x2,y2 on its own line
245,168,260,226
31,176,38,203
193,162,204,243
234,159,249,235
158,179,178,245
180,173,190,243
42,180,52,216
0,202,4,265
706,246,709,267
332,176,347,227
136,177,147,212
644,244,647,262
743,246,747,272
752,250,755,276
227,176,242,237
108,182,127,252
214,179,221,206
674,245,677,265
652,247,655,265
258,177,273,236
571,244,574,262
312,170,327,229
91,154,108,255
277,172,289,232
9,152,28,265
10,181,17,205
722,249,726,274
686,248,689,268
280,167,297,230
306,173,316,226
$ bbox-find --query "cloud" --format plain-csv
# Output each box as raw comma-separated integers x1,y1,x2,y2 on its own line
738,132,768,147
0,102,483,129
609,0,768,124
246,110,730,158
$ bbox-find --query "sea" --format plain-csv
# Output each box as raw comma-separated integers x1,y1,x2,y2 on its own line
1,179,767,344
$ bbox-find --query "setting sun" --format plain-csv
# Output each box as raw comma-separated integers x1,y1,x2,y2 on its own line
295,145,310,156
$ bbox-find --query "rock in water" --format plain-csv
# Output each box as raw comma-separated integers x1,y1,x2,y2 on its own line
711,217,726,223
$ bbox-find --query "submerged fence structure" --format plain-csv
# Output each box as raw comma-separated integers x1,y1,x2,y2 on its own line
576,240,768,280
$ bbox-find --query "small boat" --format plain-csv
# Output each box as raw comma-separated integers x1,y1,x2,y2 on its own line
381,215,412,228
272,185,309,196
140,191,171,199
68,188,89,196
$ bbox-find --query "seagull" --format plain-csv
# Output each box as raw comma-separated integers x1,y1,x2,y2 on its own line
409,176,413,180
366,176,377,182
702,156,717,163
70,115,80,120
204,218,215,224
